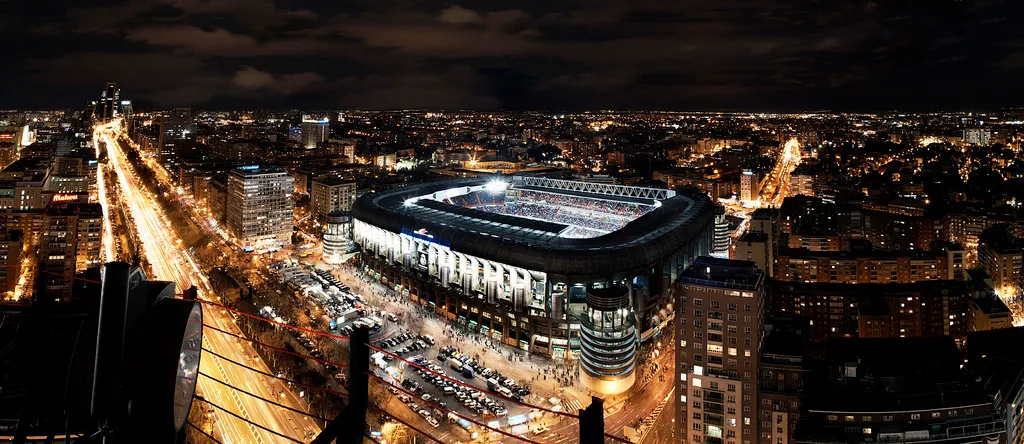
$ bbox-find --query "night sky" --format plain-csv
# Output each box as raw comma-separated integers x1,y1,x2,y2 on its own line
1,0,1020,111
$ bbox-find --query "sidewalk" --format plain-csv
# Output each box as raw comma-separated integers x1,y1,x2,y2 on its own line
330,262,674,434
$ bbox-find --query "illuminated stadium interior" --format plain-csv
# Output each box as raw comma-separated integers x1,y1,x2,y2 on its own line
418,179,657,239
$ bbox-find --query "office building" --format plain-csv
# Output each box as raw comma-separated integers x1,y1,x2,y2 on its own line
99,82,119,123
40,202,102,298
158,108,195,168
226,166,294,251
301,115,329,149
740,169,761,201
310,177,357,221
675,257,766,444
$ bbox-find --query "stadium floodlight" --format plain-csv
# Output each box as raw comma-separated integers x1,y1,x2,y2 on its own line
404,198,416,207
485,180,508,194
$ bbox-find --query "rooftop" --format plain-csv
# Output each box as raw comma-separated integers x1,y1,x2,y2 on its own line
678,256,763,290
311,175,357,187
761,316,809,360
971,294,1011,316
804,337,988,413
738,231,768,243
230,165,288,177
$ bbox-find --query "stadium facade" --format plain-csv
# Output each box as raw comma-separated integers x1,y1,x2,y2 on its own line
352,176,715,394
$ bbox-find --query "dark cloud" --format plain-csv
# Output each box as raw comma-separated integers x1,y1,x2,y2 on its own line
0,0,1020,110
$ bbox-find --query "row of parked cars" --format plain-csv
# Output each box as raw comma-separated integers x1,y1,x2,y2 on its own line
396,394,441,428
378,332,431,357
408,357,509,418
438,346,530,402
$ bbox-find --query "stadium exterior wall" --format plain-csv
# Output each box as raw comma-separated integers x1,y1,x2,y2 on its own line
351,178,714,364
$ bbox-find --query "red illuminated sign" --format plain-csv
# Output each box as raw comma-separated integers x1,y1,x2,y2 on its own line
51,194,78,203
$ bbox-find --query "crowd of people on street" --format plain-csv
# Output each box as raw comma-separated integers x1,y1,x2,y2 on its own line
331,260,677,437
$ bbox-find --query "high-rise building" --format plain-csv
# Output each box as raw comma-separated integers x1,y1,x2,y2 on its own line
40,202,102,298
226,166,294,251
310,177,357,221
301,115,329,149
675,257,765,444
158,108,195,168
99,82,119,123
740,169,761,202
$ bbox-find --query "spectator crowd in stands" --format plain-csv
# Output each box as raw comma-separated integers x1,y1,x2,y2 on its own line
440,188,655,239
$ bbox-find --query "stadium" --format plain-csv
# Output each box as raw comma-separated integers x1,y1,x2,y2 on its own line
351,175,715,394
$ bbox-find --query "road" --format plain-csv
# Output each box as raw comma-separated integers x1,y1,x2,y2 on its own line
96,121,321,443
760,138,802,207
719,137,802,244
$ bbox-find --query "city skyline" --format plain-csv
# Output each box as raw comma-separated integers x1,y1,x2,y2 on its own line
2,0,1022,111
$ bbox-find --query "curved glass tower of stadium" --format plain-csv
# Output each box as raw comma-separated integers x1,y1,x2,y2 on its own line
323,211,350,264
580,286,637,395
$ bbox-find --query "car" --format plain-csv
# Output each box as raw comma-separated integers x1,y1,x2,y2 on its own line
387,386,399,395
418,409,431,420
401,380,414,389
408,403,419,411
426,417,440,428
437,401,447,408
512,394,524,402
398,394,412,403
421,394,433,402
517,387,530,396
